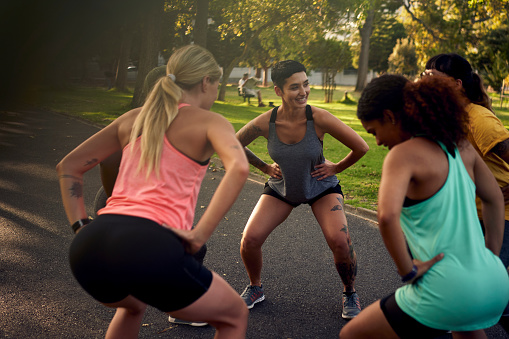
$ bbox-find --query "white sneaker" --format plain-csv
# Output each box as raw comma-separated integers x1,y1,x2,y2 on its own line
168,316,208,327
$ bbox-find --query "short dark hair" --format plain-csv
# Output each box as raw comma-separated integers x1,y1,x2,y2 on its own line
271,60,306,89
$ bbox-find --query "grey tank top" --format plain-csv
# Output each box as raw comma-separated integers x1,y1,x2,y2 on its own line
267,105,339,204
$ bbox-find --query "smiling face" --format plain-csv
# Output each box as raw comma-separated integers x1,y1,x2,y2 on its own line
275,71,310,108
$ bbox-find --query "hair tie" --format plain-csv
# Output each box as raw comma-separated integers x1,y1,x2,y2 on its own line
167,74,176,82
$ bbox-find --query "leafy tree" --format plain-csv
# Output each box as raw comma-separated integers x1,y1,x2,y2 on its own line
369,16,406,73
344,0,401,92
388,38,418,76
481,50,509,93
304,38,352,102
210,0,343,101
401,0,509,66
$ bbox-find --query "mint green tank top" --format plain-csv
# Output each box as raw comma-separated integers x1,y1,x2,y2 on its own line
395,142,509,331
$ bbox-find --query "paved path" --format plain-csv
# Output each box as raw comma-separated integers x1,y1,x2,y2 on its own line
0,108,507,338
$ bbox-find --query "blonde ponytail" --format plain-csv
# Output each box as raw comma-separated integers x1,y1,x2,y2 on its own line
128,45,221,179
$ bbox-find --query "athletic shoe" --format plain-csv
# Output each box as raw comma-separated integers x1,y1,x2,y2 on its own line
341,292,361,319
240,284,265,309
168,316,208,327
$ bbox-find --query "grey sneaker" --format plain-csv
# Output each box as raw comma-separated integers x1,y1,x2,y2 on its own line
168,316,208,327
342,292,361,319
240,284,265,309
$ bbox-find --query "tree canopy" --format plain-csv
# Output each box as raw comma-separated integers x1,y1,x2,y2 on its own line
3,0,509,106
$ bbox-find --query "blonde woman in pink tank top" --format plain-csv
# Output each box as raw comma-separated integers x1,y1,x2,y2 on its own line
57,45,249,338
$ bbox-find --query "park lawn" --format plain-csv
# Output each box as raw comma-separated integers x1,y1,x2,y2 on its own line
36,84,509,211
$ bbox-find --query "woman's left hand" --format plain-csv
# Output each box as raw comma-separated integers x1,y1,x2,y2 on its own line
311,159,337,181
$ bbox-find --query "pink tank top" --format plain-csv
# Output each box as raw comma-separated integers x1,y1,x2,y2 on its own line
98,103,209,230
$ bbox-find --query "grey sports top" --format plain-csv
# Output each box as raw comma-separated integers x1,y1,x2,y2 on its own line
267,105,339,204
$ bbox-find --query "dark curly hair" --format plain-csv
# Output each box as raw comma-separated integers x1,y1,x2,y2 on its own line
358,74,469,155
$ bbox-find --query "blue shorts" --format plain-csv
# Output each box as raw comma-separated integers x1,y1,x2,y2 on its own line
262,182,343,207
69,214,212,312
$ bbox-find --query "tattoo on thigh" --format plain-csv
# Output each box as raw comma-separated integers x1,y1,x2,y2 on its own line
340,224,348,234
331,196,344,212
69,182,83,198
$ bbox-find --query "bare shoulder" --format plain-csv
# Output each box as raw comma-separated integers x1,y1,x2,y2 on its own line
310,106,340,126
114,107,143,125
240,110,272,132
457,139,477,166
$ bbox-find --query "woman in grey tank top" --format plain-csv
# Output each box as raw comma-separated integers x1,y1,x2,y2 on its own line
236,60,369,320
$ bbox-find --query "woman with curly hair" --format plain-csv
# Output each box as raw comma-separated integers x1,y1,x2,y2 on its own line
340,74,508,339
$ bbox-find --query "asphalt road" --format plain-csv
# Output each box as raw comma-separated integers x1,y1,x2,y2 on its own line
0,108,507,338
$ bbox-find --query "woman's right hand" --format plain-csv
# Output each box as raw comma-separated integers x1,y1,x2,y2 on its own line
265,163,282,179
407,253,444,284
166,226,205,255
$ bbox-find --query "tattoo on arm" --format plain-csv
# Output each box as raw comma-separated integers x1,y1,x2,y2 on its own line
245,147,267,170
84,158,99,167
238,122,263,145
492,139,509,160
69,182,83,198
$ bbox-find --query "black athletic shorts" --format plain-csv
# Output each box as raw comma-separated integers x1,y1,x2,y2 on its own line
262,182,343,207
380,293,449,338
69,214,213,312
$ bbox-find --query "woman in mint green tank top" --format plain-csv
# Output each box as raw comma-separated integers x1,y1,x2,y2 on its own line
340,74,509,339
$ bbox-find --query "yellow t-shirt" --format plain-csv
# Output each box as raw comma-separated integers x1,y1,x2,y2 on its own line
466,103,509,220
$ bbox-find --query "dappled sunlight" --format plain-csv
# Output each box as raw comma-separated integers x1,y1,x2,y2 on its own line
0,200,56,236
1,162,59,182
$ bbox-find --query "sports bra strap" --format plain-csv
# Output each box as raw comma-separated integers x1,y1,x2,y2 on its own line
270,105,313,123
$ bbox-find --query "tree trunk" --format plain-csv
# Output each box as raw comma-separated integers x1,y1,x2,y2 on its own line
262,67,269,87
194,0,209,48
114,28,131,92
131,1,163,108
218,59,239,101
355,8,375,92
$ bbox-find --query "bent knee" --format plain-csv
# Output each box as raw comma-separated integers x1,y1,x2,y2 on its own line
241,233,263,250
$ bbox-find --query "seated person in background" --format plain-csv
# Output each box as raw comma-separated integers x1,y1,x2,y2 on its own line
239,73,266,107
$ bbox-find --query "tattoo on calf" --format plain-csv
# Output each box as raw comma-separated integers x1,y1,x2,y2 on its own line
59,174,82,181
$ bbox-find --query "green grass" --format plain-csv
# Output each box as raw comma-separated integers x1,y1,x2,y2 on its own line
35,84,509,211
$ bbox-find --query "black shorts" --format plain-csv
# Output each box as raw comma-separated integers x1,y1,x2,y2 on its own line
69,214,213,312
262,182,343,207
380,293,449,339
